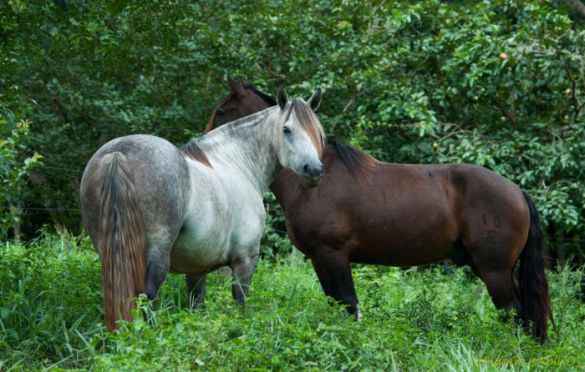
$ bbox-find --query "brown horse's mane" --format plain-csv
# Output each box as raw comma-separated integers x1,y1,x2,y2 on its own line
327,140,376,179
244,82,277,106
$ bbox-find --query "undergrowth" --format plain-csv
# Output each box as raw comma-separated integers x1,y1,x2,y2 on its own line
0,233,583,370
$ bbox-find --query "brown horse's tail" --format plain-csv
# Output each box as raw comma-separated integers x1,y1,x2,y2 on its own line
519,191,553,341
98,152,146,330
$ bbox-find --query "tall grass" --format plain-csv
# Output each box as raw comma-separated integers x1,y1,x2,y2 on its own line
0,234,583,370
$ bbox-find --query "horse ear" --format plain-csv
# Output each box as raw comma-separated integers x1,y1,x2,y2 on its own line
277,87,288,110
227,74,246,96
307,88,322,111
227,74,237,90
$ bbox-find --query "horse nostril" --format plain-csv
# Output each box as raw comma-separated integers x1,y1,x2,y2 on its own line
303,164,324,178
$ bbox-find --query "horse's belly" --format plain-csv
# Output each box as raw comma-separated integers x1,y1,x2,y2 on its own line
350,237,455,266
168,203,264,274
170,228,230,274
349,209,458,266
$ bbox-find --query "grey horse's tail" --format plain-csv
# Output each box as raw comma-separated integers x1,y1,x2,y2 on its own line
98,152,146,330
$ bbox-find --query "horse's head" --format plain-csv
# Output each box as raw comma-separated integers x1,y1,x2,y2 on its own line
272,87,324,187
205,76,275,133
208,76,324,187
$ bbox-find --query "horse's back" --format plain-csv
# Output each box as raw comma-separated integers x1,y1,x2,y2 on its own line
80,134,191,249
375,162,528,229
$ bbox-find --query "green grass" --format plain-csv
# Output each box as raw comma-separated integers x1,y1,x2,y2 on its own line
0,234,583,370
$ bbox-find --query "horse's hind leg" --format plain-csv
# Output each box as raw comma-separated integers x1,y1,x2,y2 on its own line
230,251,260,304
463,239,522,318
144,243,172,307
481,270,521,319
186,273,207,309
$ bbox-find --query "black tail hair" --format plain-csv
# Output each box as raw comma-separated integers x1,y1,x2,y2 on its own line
519,191,553,341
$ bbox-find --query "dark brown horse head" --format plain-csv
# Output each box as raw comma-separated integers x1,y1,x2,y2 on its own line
205,75,276,133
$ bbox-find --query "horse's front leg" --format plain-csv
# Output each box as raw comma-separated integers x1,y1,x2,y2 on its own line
310,247,360,319
230,250,260,304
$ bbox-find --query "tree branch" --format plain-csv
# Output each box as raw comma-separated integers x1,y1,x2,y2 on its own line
342,91,358,113
494,98,517,125
52,97,70,124
258,62,286,80
564,65,583,123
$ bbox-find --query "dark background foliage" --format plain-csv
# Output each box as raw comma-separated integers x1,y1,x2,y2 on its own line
1,0,583,261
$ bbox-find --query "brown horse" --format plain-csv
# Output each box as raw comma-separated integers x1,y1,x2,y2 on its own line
209,76,553,341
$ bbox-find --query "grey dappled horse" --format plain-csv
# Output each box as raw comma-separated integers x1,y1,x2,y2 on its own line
80,88,325,330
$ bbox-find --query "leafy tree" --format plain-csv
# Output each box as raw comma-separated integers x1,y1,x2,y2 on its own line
0,0,583,260
0,118,43,240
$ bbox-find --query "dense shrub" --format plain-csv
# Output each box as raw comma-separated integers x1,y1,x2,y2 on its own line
0,1,583,259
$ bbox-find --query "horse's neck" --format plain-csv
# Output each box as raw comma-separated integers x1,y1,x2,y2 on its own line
270,171,290,205
200,109,281,192
270,169,303,210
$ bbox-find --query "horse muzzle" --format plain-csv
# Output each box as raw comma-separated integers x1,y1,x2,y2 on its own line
300,162,324,188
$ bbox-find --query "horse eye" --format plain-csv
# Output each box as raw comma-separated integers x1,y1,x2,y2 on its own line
283,126,291,134
217,109,225,116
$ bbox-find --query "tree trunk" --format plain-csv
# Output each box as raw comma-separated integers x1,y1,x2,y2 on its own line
10,204,21,243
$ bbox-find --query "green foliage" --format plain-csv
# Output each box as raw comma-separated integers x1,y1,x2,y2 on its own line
0,235,583,369
0,118,43,238
0,0,583,257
